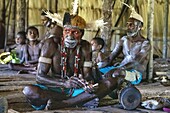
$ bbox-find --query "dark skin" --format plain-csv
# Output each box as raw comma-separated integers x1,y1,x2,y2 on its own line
6,33,26,61
102,18,150,79
24,28,42,65
0,20,5,49
22,25,124,110
8,27,42,74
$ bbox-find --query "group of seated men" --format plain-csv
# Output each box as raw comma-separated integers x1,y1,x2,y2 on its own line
1,8,150,110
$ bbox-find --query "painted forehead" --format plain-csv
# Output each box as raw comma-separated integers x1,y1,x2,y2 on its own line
64,25,81,30
127,18,141,23
64,27,81,33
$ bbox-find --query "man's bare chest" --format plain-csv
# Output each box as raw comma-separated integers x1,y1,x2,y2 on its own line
123,40,143,55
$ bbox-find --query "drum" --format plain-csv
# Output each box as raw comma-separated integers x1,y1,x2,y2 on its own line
119,86,141,110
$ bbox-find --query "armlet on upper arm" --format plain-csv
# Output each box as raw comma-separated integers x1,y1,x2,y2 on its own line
39,56,52,64
84,61,92,67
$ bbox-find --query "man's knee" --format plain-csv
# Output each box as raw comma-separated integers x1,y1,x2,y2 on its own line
23,85,39,98
100,78,118,91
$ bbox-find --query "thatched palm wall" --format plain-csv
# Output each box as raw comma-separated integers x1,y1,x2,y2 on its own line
0,0,169,57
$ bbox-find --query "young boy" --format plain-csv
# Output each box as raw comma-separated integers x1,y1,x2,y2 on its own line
1,31,26,64
91,37,106,66
23,26,42,65
9,31,26,59
90,37,106,82
8,26,42,74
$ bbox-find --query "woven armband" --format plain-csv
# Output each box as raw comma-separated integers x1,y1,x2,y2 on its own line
39,56,52,64
84,61,92,67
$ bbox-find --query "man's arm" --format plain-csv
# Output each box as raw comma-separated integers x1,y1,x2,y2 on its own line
36,38,66,87
135,40,150,62
109,39,123,62
81,40,93,82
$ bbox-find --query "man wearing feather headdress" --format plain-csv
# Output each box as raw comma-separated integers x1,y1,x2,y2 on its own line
40,9,63,45
99,4,151,85
22,1,143,111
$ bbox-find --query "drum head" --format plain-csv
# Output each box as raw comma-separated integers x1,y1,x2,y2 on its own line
119,86,141,110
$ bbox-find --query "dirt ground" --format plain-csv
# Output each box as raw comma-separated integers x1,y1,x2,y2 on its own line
0,64,169,113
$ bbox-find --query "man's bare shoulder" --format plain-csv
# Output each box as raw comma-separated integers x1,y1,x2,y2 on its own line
81,40,91,48
41,38,58,55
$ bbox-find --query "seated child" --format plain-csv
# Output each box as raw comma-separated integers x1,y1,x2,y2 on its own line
8,26,42,74
0,31,26,64
90,37,107,82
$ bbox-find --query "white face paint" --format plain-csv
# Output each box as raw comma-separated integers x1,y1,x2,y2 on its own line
64,35,78,48
126,21,141,37
127,28,139,37
28,37,38,41
91,46,96,51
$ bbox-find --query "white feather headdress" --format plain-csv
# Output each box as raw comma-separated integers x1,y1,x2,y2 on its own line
43,0,108,30
71,0,79,16
86,19,108,30
121,2,143,23
44,10,63,27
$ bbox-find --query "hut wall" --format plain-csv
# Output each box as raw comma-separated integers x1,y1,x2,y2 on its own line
0,0,169,57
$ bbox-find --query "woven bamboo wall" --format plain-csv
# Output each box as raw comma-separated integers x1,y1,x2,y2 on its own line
0,0,169,57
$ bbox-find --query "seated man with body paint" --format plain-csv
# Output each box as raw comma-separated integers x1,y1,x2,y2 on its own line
99,5,151,85
22,6,129,109
22,2,147,110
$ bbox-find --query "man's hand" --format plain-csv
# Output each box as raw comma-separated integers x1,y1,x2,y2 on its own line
104,69,115,78
98,57,110,68
84,83,98,93
64,76,86,89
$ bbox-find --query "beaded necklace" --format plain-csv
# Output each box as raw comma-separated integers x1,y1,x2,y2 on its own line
60,37,81,79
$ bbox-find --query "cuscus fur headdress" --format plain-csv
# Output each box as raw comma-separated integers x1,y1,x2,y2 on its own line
44,0,107,30
122,2,143,23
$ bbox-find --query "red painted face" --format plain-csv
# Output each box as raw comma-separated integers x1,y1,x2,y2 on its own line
63,28,82,39
63,27,82,48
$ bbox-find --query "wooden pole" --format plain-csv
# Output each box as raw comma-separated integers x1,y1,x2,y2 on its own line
55,0,58,13
2,0,6,49
10,0,17,39
147,0,154,81
47,0,51,10
163,0,169,59
5,0,12,49
2,0,5,24
25,0,29,29
101,0,113,52
18,0,26,32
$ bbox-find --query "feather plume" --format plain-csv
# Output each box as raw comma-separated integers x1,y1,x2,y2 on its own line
63,12,71,26
86,19,108,30
44,10,63,27
121,2,135,12
121,2,143,23
72,0,79,16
